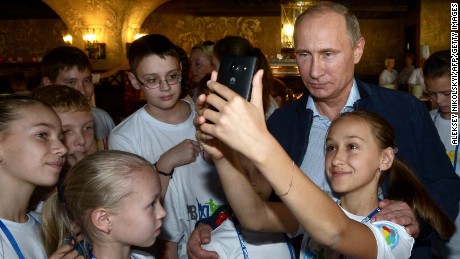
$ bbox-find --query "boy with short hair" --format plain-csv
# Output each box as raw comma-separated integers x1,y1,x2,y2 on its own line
30,85,97,169
41,46,115,150
424,50,460,259
109,34,226,258
29,85,97,212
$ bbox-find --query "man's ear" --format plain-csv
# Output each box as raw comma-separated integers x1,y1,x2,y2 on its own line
42,77,52,86
128,72,141,90
379,147,395,172
353,37,365,64
91,208,112,234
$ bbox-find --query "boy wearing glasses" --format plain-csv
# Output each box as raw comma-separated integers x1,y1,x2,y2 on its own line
109,34,226,258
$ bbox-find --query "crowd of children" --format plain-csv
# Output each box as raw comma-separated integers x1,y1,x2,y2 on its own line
0,2,459,258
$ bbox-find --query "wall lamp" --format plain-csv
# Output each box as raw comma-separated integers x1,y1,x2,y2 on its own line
80,27,106,60
126,25,149,57
281,1,317,56
63,34,73,45
134,28,149,41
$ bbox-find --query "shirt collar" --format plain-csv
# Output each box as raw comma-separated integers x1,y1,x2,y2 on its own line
306,79,361,116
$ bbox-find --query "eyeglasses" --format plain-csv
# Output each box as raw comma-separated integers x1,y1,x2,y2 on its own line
135,70,182,90
200,40,215,46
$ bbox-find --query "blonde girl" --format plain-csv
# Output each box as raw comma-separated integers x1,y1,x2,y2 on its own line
0,95,68,258
41,150,166,259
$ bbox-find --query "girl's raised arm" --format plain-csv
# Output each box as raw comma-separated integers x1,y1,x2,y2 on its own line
198,70,378,258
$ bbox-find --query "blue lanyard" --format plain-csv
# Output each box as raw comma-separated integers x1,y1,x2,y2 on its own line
360,207,381,223
360,198,382,224
233,217,295,259
0,214,39,259
434,110,459,171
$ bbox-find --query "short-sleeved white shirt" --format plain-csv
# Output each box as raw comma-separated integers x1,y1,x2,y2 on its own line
299,206,414,259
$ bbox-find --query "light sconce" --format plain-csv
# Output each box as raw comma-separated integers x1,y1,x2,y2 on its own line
63,34,73,45
281,1,317,55
126,25,149,57
80,27,106,60
61,29,73,45
134,28,149,41
128,25,149,42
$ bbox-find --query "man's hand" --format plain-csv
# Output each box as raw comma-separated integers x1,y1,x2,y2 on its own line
187,223,218,259
372,199,419,237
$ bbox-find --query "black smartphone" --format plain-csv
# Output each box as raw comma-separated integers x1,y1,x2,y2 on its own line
216,55,257,101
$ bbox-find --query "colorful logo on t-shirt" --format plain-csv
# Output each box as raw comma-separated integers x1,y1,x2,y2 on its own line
448,149,456,165
376,223,399,249
187,198,222,221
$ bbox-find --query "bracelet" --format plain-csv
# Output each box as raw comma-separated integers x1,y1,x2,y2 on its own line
153,162,174,178
275,161,295,197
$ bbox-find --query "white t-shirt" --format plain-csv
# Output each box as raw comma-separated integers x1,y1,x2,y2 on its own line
109,100,196,164
408,68,425,91
0,212,47,259
430,110,460,258
202,218,294,259
130,249,155,259
379,69,398,86
92,107,115,150
160,155,226,259
430,110,459,170
299,207,414,259
109,100,227,258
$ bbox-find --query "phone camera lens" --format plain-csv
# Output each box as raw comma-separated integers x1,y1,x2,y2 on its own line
230,63,241,72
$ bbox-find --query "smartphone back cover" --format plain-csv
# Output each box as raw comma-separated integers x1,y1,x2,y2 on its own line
217,55,257,100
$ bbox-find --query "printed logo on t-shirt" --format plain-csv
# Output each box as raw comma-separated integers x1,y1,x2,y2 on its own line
448,149,457,165
187,198,222,221
96,137,109,150
375,223,400,249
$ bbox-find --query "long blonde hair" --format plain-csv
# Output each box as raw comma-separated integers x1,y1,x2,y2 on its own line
40,150,158,256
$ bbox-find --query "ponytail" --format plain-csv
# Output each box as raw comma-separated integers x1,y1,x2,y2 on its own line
387,159,456,240
40,192,75,256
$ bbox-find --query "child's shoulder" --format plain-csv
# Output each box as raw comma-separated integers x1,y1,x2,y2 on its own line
367,220,414,258
110,100,195,137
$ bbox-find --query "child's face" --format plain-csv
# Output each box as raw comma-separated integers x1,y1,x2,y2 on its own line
0,104,67,187
52,66,94,101
425,74,451,116
108,166,165,247
59,110,96,167
325,117,384,195
189,49,213,84
129,55,182,111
